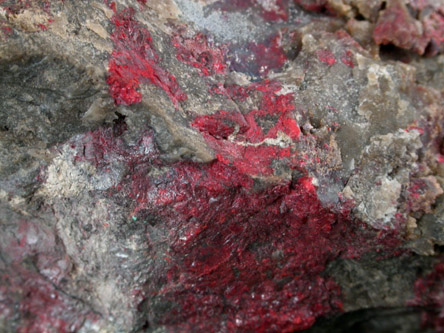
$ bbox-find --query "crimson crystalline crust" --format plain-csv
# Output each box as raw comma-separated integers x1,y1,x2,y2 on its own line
73,123,401,332
107,7,187,106
1,0,444,332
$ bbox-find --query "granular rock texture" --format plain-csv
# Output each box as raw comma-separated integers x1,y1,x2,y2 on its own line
1,0,444,332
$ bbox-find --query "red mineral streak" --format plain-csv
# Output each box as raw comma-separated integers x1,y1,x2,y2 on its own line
193,81,300,176
210,83,250,101
72,125,157,169
407,179,430,213
409,261,444,332
107,7,187,106
405,126,425,135
172,31,227,76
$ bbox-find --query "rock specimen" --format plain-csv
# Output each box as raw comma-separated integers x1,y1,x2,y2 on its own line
1,0,444,331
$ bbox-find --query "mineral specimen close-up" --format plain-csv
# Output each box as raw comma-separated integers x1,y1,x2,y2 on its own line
1,0,444,332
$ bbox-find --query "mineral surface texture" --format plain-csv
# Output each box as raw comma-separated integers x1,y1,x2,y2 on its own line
1,0,444,332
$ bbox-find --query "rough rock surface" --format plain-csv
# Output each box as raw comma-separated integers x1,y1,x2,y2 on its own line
1,0,444,332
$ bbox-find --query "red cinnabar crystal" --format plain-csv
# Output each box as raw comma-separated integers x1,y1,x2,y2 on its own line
107,8,187,106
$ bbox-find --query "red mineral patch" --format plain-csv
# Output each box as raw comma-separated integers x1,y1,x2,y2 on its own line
0,25,12,39
373,1,427,54
256,0,289,21
107,7,187,106
409,261,444,332
341,50,354,68
173,30,227,76
0,0,53,34
66,115,403,332
373,0,444,55
316,49,336,66
210,83,250,101
0,218,98,332
193,81,299,177
228,34,288,76
126,148,400,332
0,0,51,15
422,11,444,56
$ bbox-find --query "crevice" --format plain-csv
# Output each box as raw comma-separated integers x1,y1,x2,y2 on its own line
379,44,414,63
433,244,444,255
